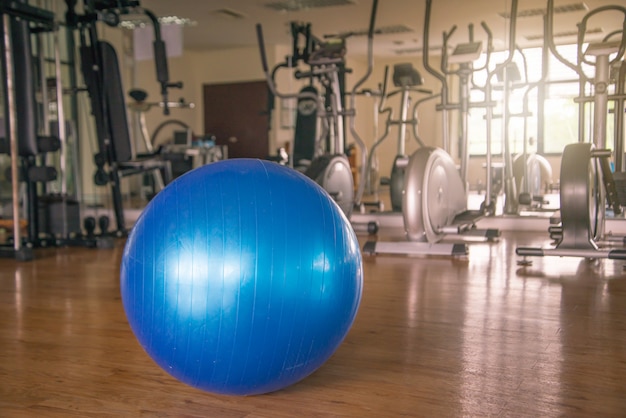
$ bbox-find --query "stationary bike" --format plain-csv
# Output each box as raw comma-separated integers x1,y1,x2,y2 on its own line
256,0,378,217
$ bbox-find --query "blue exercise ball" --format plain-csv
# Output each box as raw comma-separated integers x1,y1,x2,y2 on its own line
120,159,362,396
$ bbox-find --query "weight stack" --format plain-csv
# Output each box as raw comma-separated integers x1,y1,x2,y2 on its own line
612,172,626,207
38,194,81,237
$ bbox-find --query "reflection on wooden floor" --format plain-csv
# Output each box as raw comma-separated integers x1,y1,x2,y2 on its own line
1,231,625,416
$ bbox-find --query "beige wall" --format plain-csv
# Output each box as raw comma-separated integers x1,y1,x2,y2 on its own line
133,44,292,153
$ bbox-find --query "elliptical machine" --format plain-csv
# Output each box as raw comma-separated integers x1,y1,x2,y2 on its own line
256,0,378,217
517,0,626,262
362,63,435,213
498,50,554,211
363,0,505,256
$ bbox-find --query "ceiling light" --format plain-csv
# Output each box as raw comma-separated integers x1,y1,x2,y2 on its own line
499,2,588,18
264,0,356,12
119,15,196,29
524,27,602,41
208,9,247,19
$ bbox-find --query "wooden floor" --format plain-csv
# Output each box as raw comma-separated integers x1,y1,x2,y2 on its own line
1,230,626,417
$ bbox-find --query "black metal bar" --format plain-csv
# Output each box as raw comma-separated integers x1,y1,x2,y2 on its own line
0,2,54,27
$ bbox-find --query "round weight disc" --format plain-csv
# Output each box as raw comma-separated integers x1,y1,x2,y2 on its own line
528,154,552,197
559,143,603,249
320,155,354,218
403,147,467,243
403,149,430,241
513,154,553,198
589,157,604,242
523,155,543,197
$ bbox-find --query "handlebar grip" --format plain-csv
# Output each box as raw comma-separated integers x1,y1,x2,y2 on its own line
256,24,270,73
368,0,379,39
294,70,313,79
445,25,458,41
153,39,169,85
481,21,492,38
381,65,389,95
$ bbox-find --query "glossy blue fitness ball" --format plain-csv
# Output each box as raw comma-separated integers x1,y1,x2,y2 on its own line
120,159,362,396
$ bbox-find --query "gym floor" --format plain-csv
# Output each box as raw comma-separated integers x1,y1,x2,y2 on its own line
1,228,625,417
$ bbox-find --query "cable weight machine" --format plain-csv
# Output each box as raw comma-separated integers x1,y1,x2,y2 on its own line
0,1,50,260
0,1,117,259
66,0,182,236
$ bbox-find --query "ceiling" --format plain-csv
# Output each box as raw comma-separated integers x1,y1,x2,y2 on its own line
138,0,626,57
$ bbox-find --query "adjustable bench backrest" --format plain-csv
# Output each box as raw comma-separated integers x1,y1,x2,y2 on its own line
80,40,132,164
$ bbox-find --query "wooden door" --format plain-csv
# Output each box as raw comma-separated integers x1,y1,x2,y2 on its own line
203,81,269,159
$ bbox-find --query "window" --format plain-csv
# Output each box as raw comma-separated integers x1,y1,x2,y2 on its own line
466,43,615,157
